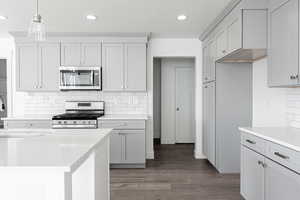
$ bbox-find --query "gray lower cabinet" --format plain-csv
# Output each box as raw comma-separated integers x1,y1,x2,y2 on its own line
98,120,146,168
265,158,300,200
241,146,264,200
241,132,300,200
268,0,300,86
109,129,145,167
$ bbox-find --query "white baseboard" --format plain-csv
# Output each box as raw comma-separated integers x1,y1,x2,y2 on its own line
146,151,154,159
194,150,206,159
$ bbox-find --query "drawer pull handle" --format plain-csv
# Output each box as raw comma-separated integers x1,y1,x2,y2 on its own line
274,152,289,160
246,139,256,144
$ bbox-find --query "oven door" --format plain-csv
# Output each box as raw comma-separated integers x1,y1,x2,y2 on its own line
59,67,101,90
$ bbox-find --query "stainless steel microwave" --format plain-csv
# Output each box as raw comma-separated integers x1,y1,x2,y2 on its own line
59,67,102,91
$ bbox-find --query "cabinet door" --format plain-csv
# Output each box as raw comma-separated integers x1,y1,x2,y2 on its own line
61,43,81,66
216,29,228,59
268,0,299,86
265,158,300,200
208,40,216,81
124,44,147,91
102,43,124,91
227,15,242,54
16,43,38,91
203,82,216,166
110,131,122,164
121,130,145,164
202,44,209,82
241,146,265,200
39,43,60,91
81,43,101,66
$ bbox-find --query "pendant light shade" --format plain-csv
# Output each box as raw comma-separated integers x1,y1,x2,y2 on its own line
28,0,46,41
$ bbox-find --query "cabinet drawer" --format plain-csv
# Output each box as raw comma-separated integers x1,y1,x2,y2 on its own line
98,120,145,130
4,121,51,129
266,142,300,174
241,132,266,154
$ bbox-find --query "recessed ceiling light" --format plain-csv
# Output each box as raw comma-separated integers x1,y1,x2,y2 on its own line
86,15,97,20
177,15,187,21
0,15,7,20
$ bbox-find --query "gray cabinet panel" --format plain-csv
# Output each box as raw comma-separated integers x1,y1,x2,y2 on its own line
102,43,124,91
268,0,299,86
39,43,60,91
110,131,123,164
124,44,147,91
61,43,81,66
122,130,145,164
241,146,264,200
265,158,300,200
81,43,101,66
203,82,216,166
16,43,38,91
216,63,252,173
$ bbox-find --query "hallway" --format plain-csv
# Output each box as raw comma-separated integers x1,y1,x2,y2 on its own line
110,144,241,200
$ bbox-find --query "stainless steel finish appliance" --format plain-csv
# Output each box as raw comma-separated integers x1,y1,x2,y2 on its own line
59,67,102,91
52,101,104,129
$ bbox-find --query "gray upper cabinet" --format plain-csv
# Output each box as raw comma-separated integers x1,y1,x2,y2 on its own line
61,42,101,66
227,15,242,54
40,43,60,91
241,146,265,200
203,39,216,82
102,43,147,92
268,0,299,87
16,43,38,91
216,29,228,60
81,43,101,66
102,43,124,91
124,44,147,91
204,0,267,63
16,42,60,91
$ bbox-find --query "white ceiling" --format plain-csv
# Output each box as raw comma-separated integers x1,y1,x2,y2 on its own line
0,0,232,38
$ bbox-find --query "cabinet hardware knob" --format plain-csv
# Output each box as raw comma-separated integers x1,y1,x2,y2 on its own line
246,139,256,145
290,75,299,80
274,152,289,160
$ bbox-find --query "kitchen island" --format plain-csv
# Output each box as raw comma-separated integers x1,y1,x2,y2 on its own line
0,128,111,200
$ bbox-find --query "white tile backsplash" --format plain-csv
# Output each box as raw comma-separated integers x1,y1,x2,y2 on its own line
14,91,148,116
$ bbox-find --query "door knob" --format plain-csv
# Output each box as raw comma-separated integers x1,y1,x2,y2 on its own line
176,108,180,111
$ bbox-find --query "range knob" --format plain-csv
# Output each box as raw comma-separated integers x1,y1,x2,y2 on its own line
73,121,77,124
64,121,67,124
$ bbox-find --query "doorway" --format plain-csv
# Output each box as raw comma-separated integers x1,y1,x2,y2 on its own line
0,59,7,128
153,57,195,145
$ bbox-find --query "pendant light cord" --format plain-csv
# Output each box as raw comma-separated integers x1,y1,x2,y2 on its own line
36,0,39,15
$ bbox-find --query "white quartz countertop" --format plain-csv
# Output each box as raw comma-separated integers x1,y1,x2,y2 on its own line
98,114,148,120
2,114,148,121
0,129,112,172
239,127,300,152
1,115,53,121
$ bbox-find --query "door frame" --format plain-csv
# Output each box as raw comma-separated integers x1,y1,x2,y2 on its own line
158,57,196,145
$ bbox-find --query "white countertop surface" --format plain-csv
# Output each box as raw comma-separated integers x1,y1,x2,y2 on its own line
98,114,148,120
239,127,300,152
0,129,112,172
2,114,148,121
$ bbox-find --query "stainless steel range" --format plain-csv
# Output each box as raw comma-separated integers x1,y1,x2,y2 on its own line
52,101,104,129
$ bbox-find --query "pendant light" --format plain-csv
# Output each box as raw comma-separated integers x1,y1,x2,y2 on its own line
28,0,46,41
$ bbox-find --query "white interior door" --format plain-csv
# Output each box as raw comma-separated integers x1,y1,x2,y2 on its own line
175,67,195,143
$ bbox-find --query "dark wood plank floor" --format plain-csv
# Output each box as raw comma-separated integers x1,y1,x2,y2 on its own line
111,144,242,200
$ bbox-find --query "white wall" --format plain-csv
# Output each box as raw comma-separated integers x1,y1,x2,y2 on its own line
160,58,195,144
252,58,288,126
147,38,204,158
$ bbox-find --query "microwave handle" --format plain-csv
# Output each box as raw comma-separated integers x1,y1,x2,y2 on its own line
91,70,94,86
